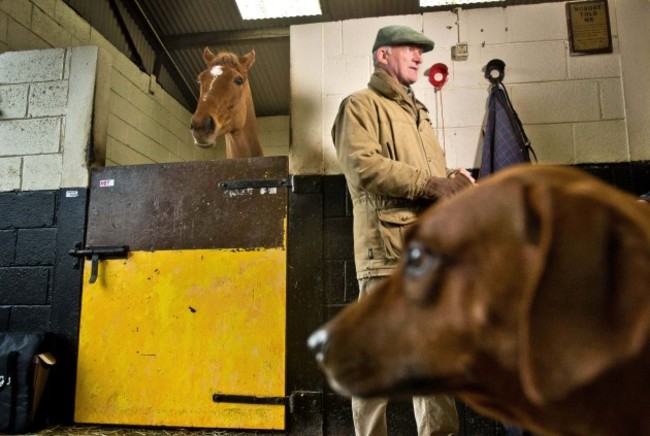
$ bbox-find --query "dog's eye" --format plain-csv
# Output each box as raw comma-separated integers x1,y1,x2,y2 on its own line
403,242,444,303
404,243,440,278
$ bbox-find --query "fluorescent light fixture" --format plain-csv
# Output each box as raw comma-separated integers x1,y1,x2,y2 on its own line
420,0,504,6
236,0,322,20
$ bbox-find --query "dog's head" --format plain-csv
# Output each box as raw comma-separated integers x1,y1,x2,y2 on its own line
309,164,650,411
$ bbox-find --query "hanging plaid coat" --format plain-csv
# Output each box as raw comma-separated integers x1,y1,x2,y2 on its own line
479,83,535,179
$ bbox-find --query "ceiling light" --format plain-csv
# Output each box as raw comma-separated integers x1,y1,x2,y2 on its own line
235,0,322,20
420,0,504,6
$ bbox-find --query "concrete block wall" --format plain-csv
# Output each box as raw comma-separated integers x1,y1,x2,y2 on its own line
290,0,650,175
0,0,288,173
0,46,96,191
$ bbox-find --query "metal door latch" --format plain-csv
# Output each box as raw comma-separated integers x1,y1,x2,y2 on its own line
69,244,129,284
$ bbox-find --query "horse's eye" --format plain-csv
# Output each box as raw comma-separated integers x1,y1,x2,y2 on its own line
234,76,244,85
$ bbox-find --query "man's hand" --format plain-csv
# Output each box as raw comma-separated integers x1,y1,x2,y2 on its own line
451,168,476,184
421,169,474,201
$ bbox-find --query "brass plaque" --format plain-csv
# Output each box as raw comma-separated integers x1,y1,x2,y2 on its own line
566,0,613,55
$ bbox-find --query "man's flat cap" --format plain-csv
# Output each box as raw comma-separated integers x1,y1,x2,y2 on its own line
372,25,434,53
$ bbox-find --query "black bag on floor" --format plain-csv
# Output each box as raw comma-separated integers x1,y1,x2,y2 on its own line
0,333,53,434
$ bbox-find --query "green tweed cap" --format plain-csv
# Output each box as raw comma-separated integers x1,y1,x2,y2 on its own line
372,25,434,53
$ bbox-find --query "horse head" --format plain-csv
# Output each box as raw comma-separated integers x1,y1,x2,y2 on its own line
191,48,257,150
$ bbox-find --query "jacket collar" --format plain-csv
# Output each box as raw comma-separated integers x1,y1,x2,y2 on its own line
369,67,422,114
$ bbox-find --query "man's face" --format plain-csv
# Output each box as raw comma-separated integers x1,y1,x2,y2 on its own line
379,45,424,86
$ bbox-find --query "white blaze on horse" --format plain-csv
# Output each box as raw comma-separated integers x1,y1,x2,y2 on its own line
191,47,263,158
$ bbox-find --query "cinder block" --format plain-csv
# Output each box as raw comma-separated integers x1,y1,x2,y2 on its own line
0,12,8,48
444,45,488,88
109,70,131,100
574,120,629,163
22,154,62,190
260,131,289,149
258,115,289,132
0,230,16,265
509,81,600,124
54,1,92,43
343,261,359,302
506,3,567,43
323,175,348,218
0,0,32,28
0,84,28,118
480,41,567,83
524,123,575,165
291,23,324,175
436,87,490,128
15,228,57,265
28,80,68,117
32,0,57,19
0,47,64,83
6,18,49,51
6,305,51,331
0,267,50,305
461,6,507,46
0,191,56,229
324,260,345,304
291,23,323,96
324,21,342,58
0,157,21,192
109,92,139,125
105,136,154,166
324,217,353,261
442,126,483,169
32,6,72,48
107,113,130,145
599,78,625,120
568,52,621,79
0,117,62,156
323,55,370,95
423,10,459,49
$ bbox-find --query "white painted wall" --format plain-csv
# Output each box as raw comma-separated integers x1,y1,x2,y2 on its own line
290,0,650,175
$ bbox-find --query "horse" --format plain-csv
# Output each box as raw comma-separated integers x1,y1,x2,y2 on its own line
190,47,263,158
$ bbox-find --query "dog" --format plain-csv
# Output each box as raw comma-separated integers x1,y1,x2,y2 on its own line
308,164,650,436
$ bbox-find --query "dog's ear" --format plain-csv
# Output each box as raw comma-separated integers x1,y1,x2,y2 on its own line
519,182,650,405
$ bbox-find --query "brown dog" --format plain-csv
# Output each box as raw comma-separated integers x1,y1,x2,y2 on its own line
308,164,650,436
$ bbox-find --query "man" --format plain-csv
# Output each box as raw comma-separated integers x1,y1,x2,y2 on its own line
331,25,474,436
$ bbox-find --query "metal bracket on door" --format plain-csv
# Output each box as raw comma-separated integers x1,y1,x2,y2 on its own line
69,244,130,284
218,177,291,190
212,393,286,406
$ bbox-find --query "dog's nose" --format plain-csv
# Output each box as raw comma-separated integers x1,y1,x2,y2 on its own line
307,328,329,363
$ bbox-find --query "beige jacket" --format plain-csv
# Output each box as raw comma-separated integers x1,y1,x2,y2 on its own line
332,68,448,279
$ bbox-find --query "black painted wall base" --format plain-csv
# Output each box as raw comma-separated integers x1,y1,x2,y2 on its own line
0,188,87,423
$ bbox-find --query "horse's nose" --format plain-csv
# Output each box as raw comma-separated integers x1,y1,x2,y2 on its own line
307,328,329,363
190,115,216,134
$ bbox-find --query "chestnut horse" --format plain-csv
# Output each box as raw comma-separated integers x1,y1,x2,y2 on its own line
190,47,263,158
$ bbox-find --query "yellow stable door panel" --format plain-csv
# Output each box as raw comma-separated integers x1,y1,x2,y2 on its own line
75,248,286,429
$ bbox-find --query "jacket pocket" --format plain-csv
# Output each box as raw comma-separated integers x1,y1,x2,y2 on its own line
377,208,419,260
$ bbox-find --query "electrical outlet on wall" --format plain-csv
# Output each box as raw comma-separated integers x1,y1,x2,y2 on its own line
452,43,469,61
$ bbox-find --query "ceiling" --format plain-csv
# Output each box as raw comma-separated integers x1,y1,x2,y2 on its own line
62,0,553,117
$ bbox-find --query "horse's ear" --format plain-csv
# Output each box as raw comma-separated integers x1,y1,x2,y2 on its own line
203,47,216,65
240,50,256,71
